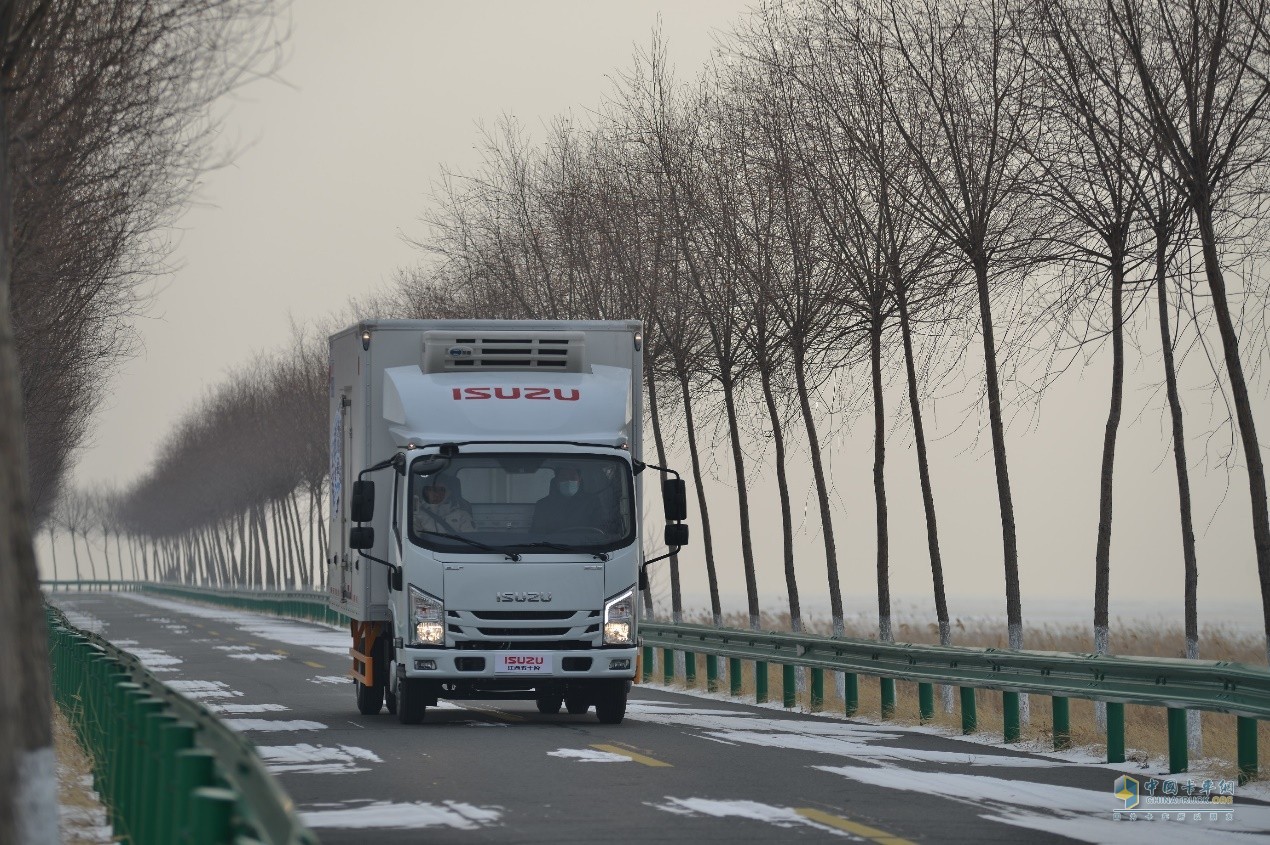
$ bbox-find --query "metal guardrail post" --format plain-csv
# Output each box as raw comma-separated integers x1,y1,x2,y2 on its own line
845,673,859,717
811,668,824,712
1105,702,1125,763
663,648,674,684
1168,708,1188,773
782,664,796,708
685,651,696,686
642,646,653,682
880,677,896,719
189,787,237,845
960,687,977,734
1238,716,1258,785
919,682,934,723
707,654,719,692
1053,696,1071,750
755,661,769,704
729,658,742,695
1003,691,1020,742
173,749,217,844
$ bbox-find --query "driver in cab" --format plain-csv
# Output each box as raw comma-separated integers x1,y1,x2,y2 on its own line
413,474,475,535
532,466,595,533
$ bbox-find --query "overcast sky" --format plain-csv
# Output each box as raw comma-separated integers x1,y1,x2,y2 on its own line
56,1,1270,631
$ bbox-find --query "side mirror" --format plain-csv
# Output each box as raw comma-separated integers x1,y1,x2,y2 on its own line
351,479,375,522
388,566,402,591
664,523,689,547
349,526,375,549
663,478,687,522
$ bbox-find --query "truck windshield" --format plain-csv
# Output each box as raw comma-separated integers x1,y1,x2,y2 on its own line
407,452,635,555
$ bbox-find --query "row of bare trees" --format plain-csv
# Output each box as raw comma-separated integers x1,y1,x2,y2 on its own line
378,0,1270,675
0,1,279,840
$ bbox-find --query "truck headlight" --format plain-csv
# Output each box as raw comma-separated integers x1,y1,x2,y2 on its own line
603,587,634,645
408,585,444,646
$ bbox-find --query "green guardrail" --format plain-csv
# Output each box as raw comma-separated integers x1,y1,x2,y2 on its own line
639,621,1270,783
47,602,319,845
44,579,1268,783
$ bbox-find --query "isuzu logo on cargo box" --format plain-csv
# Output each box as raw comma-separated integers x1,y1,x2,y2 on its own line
495,591,553,602
452,387,580,401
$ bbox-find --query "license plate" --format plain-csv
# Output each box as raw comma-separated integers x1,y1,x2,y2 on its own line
495,652,552,674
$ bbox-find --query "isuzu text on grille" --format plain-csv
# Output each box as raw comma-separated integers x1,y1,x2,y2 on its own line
450,387,580,400
496,592,553,602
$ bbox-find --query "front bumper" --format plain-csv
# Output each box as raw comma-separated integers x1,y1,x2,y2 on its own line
399,645,637,680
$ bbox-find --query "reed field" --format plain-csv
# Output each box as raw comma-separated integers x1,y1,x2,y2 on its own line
655,609,1269,781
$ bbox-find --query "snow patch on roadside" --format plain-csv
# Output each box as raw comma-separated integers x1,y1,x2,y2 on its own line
817,765,1270,843
224,719,327,732
228,652,285,661
205,703,289,715
165,680,243,700
308,675,350,685
257,743,382,774
648,797,845,835
301,799,503,830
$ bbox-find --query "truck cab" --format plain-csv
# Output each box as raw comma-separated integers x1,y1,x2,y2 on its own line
327,320,687,724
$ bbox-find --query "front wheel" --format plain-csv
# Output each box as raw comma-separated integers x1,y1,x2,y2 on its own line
355,680,383,715
595,680,629,724
397,678,427,725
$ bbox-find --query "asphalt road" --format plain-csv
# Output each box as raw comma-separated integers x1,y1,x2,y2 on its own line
49,591,1270,844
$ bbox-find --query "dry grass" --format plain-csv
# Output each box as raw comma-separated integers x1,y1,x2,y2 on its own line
53,705,117,844
659,610,1269,780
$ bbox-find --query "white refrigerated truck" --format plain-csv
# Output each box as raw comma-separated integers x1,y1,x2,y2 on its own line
327,319,688,724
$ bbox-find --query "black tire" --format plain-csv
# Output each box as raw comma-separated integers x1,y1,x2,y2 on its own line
355,680,383,715
565,692,590,715
536,695,563,714
397,678,427,725
595,681,628,724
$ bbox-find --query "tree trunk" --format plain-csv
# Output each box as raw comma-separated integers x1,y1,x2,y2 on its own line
101,529,113,583
1194,201,1270,663
69,529,82,580
972,254,1022,648
719,373,760,630
1093,257,1127,731
678,369,721,625
0,49,56,837
897,288,952,710
870,310,892,643
46,524,57,582
759,357,800,632
792,345,844,635
645,366,678,619
81,530,98,579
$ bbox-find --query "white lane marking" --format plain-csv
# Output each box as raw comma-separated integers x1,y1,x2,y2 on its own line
256,744,382,775
547,748,631,763
301,800,503,830
165,680,243,700
816,766,1270,844
223,719,326,732
205,703,289,715
648,797,846,836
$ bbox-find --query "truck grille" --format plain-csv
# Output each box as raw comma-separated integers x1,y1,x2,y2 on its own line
446,609,600,648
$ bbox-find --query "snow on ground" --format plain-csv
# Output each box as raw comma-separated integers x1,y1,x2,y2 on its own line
648,797,846,836
308,675,351,685
223,719,327,732
164,680,243,700
256,744,382,775
204,703,289,715
547,748,631,763
118,592,350,656
299,800,503,830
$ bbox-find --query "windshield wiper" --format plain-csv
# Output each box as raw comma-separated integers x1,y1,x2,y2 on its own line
416,530,521,561
520,541,609,561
